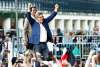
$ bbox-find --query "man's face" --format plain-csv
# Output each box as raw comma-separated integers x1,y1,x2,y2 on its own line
37,14,44,23
25,53,33,60
31,7,37,16
17,63,23,67
16,60,23,67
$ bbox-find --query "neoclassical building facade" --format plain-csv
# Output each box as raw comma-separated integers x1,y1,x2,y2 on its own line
0,0,100,36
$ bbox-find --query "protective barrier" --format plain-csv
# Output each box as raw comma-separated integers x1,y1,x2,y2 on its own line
52,35,100,60
12,35,100,60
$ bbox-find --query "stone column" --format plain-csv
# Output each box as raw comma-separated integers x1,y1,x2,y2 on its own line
74,20,80,31
89,20,95,32
3,18,11,34
58,19,64,32
81,20,88,31
66,19,73,32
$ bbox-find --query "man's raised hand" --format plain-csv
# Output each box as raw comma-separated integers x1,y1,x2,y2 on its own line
28,3,32,12
54,4,59,12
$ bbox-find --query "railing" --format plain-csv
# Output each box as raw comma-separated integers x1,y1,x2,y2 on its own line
52,35,100,60
12,36,25,57
11,35,100,59
1,35,100,59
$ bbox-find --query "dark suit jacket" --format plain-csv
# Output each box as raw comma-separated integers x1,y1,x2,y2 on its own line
27,11,57,44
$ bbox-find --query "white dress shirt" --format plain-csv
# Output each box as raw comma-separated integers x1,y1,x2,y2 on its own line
40,23,47,42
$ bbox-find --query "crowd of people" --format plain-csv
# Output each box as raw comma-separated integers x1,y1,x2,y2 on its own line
0,2,100,67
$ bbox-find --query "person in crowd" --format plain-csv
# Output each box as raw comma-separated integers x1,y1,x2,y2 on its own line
26,3,59,60
56,28,63,43
12,57,17,67
93,25,100,35
60,48,72,67
73,56,85,67
12,57,24,67
73,36,78,43
23,50,42,67
92,48,100,67
68,32,74,43
85,50,95,67
56,28,63,58
11,50,39,67
0,32,3,54
61,60,71,67
23,3,37,49
23,50,34,67
68,48,76,66
0,61,2,67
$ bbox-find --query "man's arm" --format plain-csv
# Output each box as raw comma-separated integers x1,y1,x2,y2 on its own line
54,4,59,12
26,3,35,23
85,50,95,67
23,18,29,30
92,55,96,67
23,3,32,45
45,4,59,23
23,18,29,45
27,3,32,12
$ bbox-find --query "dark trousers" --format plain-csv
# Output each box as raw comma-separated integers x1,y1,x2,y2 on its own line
27,42,49,61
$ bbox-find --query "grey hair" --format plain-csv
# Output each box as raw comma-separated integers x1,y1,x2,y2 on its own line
35,11,43,16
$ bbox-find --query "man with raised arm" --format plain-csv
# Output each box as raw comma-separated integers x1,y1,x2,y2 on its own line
26,3,59,60
23,3,37,49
